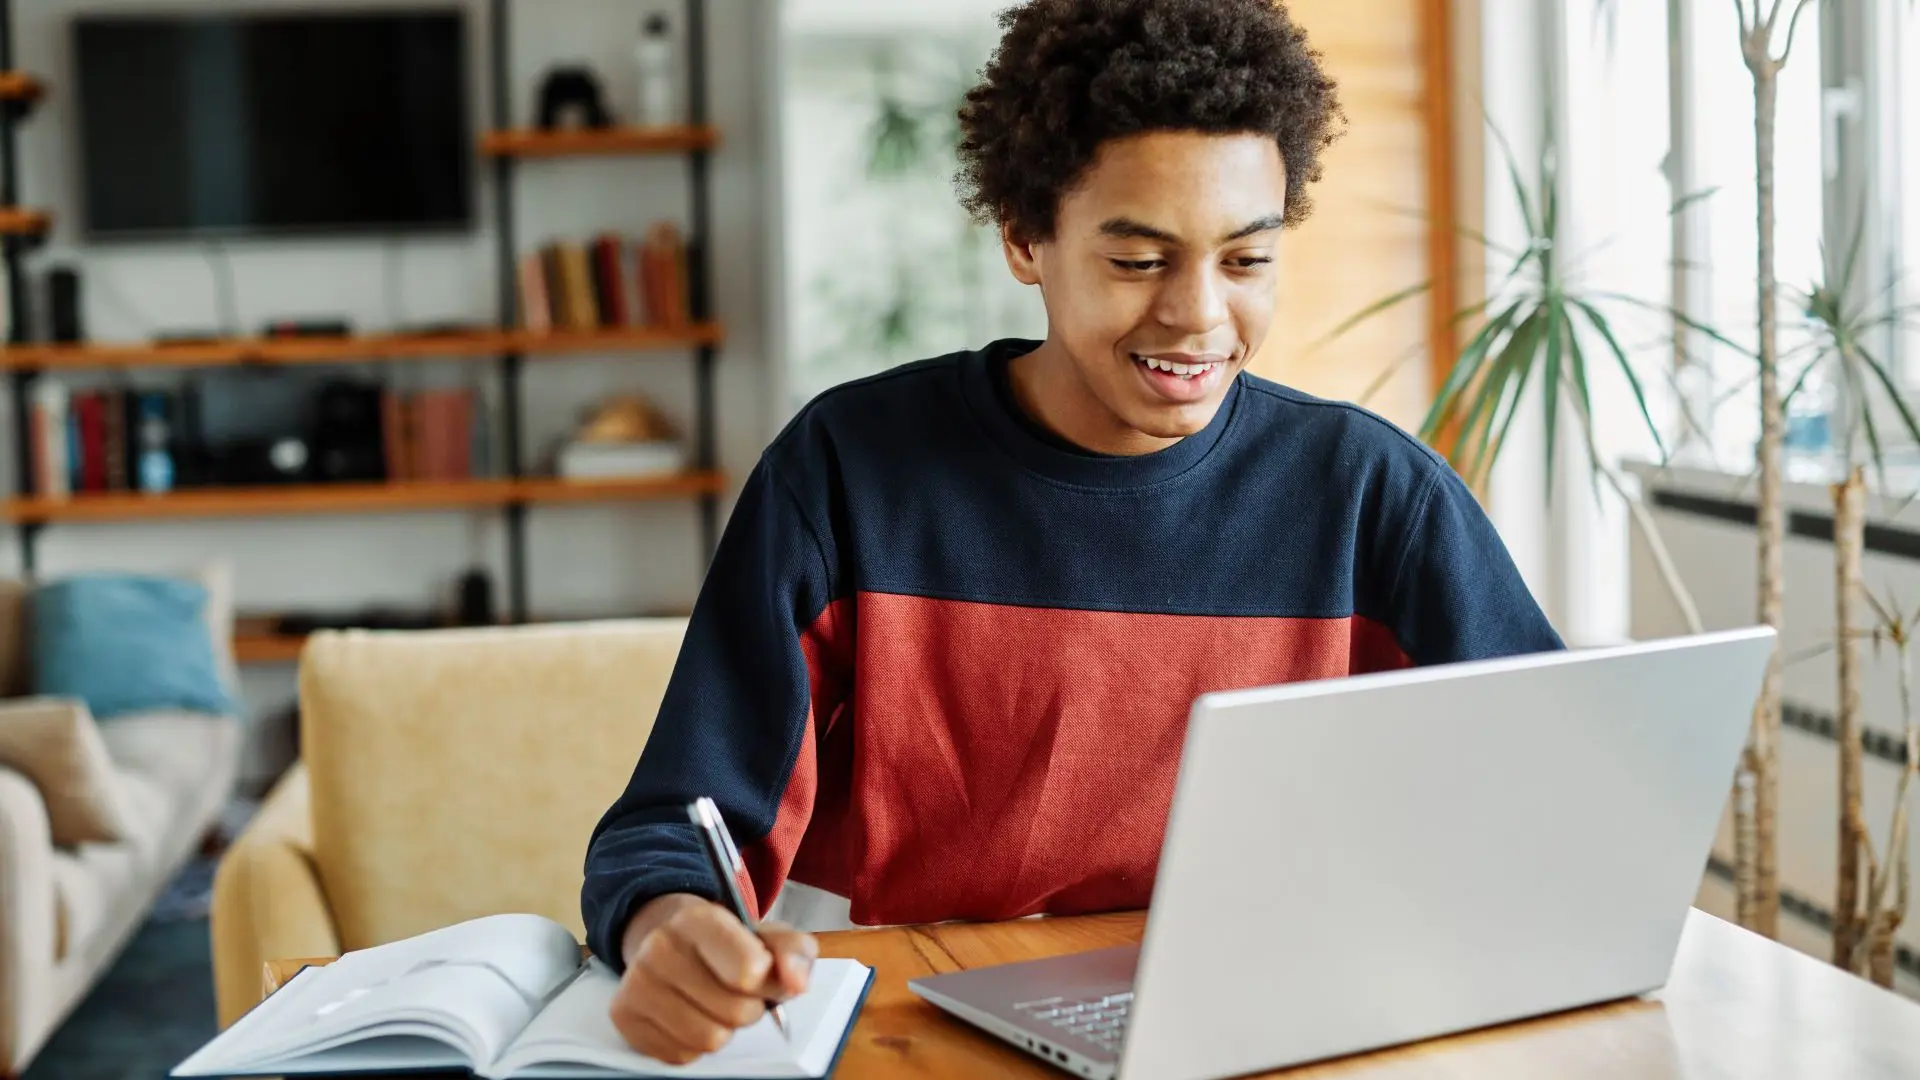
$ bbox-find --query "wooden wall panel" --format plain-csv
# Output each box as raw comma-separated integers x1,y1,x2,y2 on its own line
1248,0,1451,437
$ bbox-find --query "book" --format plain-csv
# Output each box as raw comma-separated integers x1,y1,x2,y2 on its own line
557,242,599,332
381,389,410,481
103,389,129,491
588,237,613,326
592,234,630,327
173,913,874,1080
446,389,473,480
77,391,106,492
411,389,474,481
638,224,689,328
416,390,446,482
66,403,81,493
541,245,568,331
518,253,552,335
30,380,70,497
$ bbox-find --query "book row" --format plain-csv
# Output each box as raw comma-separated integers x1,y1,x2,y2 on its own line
518,223,692,335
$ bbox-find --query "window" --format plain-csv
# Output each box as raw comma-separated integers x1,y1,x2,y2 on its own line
1675,0,1828,469
1897,0,1920,385
1559,0,1674,467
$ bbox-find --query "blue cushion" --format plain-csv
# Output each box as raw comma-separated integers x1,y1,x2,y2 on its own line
31,574,237,719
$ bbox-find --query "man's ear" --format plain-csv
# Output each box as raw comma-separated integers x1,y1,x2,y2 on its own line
1002,222,1043,286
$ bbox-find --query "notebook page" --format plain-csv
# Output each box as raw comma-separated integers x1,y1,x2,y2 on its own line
172,914,583,1077
486,958,871,1079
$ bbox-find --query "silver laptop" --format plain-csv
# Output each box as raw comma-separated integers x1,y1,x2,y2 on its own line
908,627,1774,1080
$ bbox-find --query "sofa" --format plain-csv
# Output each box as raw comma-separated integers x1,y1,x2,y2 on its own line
209,617,684,1028
0,572,243,1076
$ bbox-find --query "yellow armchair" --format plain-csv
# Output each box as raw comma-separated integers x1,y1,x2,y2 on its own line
209,619,684,1028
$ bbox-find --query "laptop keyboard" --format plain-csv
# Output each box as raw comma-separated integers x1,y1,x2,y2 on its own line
1015,991,1133,1054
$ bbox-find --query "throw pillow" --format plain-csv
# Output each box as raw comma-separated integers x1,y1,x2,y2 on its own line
0,696,131,845
31,574,238,719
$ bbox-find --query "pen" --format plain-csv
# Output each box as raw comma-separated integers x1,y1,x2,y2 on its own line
687,796,790,1040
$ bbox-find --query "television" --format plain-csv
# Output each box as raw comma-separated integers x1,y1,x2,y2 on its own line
73,9,473,240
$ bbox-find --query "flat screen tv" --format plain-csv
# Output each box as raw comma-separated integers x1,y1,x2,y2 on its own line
73,9,473,240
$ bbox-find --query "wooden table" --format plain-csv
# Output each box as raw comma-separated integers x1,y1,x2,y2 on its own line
266,907,1920,1078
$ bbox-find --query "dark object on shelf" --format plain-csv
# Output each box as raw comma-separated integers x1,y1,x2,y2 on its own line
194,438,312,485
179,370,317,486
537,66,613,130
263,318,354,338
47,266,83,343
311,380,388,483
457,569,495,626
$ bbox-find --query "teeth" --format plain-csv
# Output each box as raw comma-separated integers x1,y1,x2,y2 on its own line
1138,355,1215,378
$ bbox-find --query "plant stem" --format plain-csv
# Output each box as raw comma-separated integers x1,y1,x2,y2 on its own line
1573,399,1704,635
1833,466,1866,967
1742,32,1785,941
1616,465,1705,635
1859,638,1916,987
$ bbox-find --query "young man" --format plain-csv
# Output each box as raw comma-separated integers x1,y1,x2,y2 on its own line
585,0,1560,1062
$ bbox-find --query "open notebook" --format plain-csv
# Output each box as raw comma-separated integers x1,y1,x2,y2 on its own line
173,914,874,1079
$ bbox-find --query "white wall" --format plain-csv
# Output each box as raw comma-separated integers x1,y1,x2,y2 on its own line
9,0,775,784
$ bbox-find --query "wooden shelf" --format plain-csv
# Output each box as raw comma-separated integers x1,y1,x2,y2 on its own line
0,73,42,104
517,472,725,504
0,323,724,371
233,632,308,665
3,471,725,524
513,324,724,356
480,125,719,158
0,208,48,237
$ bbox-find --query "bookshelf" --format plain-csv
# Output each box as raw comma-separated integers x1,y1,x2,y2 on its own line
0,323,725,371
0,0,724,641
479,124,719,157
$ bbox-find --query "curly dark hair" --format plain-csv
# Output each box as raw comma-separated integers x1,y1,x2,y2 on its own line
957,0,1344,241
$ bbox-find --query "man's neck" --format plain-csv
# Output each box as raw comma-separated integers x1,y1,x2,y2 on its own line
1006,340,1183,457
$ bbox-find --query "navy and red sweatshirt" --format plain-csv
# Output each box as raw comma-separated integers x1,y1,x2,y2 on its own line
581,339,1561,966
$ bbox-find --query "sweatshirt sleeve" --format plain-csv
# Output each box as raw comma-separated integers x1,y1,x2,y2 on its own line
1385,465,1564,664
581,455,849,969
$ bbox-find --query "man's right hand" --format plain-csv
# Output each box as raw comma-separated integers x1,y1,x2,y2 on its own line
609,893,819,1064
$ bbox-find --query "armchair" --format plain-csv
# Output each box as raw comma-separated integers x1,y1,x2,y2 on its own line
209,618,683,1028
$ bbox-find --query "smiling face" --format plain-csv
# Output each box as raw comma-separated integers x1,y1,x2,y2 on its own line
1003,130,1289,456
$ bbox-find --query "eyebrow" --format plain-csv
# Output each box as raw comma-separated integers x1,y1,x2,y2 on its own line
1097,214,1287,245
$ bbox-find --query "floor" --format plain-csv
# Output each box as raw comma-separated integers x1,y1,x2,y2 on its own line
22,911,219,1080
